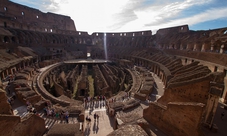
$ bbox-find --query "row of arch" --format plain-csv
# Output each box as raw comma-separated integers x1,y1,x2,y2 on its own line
159,40,227,54
0,28,92,45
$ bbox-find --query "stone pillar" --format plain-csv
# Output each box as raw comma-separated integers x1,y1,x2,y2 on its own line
220,44,224,54
201,43,206,52
6,69,9,76
193,43,197,51
211,45,214,52
221,73,227,103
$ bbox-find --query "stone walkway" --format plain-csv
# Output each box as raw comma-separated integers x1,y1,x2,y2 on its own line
13,105,79,132
150,72,165,102
84,100,114,136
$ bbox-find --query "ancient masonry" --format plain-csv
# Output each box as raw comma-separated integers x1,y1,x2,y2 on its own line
0,0,227,136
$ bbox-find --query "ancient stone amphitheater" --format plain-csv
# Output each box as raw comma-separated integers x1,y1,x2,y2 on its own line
0,0,227,136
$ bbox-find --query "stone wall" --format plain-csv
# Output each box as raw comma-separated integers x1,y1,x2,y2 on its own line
0,0,76,32
0,114,46,136
158,79,211,105
0,89,13,115
143,102,205,136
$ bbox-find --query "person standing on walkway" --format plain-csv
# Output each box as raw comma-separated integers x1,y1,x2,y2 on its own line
94,113,97,121
7,87,10,95
96,114,99,123
65,114,69,123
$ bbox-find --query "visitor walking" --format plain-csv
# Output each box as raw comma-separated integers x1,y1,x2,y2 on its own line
94,113,97,121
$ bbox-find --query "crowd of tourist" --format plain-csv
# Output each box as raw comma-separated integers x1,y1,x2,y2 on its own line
84,95,106,109
43,104,70,123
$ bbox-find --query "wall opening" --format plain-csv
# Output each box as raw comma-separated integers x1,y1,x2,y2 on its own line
214,66,218,72
87,52,91,58
4,7,7,11
4,36,10,43
21,11,24,16
80,89,85,96
11,37,16,43
4,22,7,27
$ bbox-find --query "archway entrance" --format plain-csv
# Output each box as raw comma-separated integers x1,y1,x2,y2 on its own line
80,89,85,96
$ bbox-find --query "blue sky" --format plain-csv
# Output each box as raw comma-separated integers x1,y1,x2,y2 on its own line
10,0,227,34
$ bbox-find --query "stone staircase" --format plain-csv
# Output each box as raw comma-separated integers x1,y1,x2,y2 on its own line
17,109,79,132
38,112,79,130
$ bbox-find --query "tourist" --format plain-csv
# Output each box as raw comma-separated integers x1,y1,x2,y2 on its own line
60,111,64,122
43,107,47,115
55,112,59,118
12,92,16,99
65,114,69,123
10,97,14,105
26,101,30,106
96,114,99,123
94,113,97,121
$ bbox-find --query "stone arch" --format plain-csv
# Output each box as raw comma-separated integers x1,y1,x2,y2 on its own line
193,42,202,51
51,34,59,44
201,41,211,52
213,40,222,52
186,43,194,50
70,36,75,44
11,36,17,43
4,22,7,27
181,43,187,50
3,36,10,43
80,89,85,96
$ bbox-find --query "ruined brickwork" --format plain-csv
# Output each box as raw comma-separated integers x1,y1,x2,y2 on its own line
0,0,76,32
0,0,227,136
143,102,205,136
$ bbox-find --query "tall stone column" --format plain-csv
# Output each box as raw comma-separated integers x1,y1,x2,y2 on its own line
221,73,227,103
201,43,206,52
211,45,214,52
220,44,224,54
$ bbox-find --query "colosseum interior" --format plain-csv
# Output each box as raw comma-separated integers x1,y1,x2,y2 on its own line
0,0,227,136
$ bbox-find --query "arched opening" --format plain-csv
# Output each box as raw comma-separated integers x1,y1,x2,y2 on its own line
11,37,16,43
4,36,10,43
4,22,7,27
80,89,85,96
214,66,218,72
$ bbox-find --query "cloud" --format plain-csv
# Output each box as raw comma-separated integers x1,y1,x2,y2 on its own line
12,0,227,34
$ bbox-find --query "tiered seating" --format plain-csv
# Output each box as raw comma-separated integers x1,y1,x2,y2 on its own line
13,67,48,111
